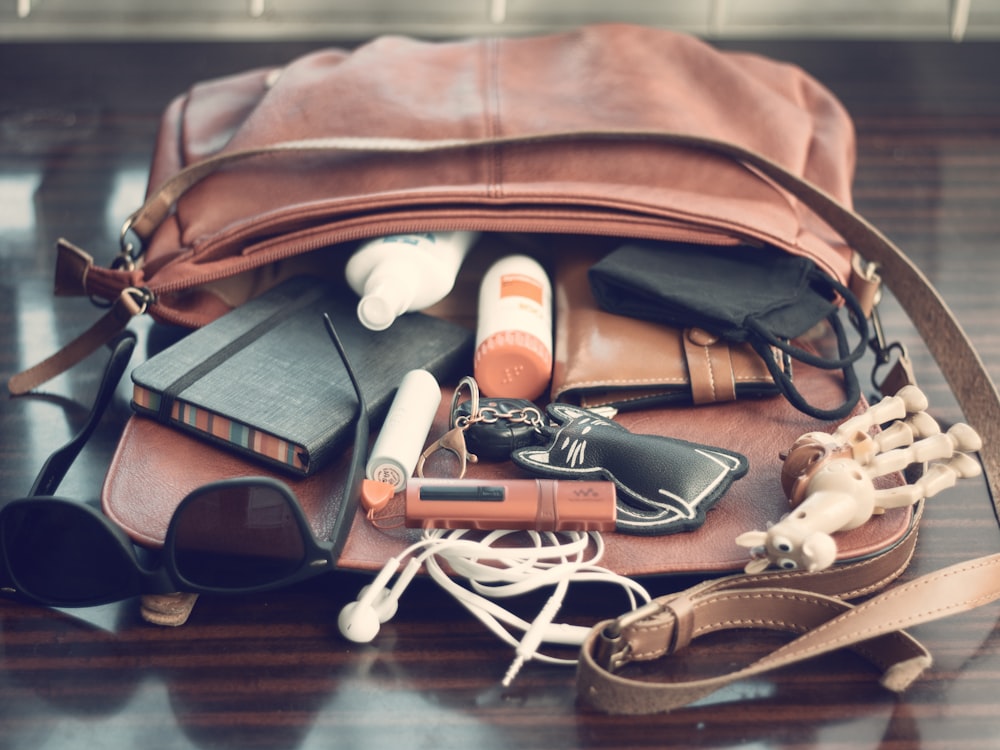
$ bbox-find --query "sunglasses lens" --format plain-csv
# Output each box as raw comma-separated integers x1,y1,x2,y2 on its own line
2,502,139,605
172,483,307,589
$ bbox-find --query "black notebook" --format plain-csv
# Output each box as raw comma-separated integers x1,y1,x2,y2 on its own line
131,276,473,476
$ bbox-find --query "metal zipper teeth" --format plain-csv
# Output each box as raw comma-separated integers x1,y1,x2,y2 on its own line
141,213,785,328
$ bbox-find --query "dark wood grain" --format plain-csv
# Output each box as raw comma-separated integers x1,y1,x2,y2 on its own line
2,39,999,750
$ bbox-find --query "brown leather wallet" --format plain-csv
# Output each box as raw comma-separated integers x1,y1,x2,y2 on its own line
551,251,784,410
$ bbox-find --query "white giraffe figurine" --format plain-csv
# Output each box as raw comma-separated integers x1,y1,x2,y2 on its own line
736,386,983,573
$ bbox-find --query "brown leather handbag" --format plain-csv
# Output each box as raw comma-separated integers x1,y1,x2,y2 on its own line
10,24,1000,714
13,24,867,386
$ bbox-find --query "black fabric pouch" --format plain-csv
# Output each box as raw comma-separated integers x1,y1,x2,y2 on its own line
588,241,868,420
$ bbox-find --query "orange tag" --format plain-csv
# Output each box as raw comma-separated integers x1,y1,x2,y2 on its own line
361,479,396,513
499,273,543,305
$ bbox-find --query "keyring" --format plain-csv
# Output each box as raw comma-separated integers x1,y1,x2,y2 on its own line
449,375,481,429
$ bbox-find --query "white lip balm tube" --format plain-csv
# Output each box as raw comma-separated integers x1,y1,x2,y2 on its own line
366,369,442,491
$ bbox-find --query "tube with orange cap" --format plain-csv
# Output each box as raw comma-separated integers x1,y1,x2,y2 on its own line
473,254,553,401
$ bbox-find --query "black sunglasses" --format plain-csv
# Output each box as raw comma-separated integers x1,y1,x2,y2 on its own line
1,314,369,607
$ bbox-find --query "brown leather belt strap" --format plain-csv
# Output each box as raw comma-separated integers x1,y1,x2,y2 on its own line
578,552,1000,714
577,588,932,716
682,328,737,405
7,287,144,396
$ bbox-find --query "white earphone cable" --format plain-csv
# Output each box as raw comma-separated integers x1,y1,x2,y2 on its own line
341,528,651,684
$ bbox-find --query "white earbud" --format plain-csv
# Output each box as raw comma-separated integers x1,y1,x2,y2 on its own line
337,599,383,644
337,557,421,643
337,558,398,643
355,584,399,623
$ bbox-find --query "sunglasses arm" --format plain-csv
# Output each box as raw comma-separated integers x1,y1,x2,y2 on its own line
27,332,136,497
322,314,370,564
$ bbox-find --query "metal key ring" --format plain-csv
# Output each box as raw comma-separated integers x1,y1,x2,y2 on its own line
449,375,481,430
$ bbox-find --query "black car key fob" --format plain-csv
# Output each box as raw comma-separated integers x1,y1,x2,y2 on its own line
454,397,545,462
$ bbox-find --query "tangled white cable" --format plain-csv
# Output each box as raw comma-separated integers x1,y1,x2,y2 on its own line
336,528,650,685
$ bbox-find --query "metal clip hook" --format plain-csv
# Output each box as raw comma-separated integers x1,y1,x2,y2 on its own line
449,375,481,429
417,376,484,479
416,425,478,479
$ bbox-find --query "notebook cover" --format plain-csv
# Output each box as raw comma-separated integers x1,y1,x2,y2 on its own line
130,276,473,476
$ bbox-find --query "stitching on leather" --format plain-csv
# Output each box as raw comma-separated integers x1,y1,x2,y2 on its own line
839,540,917,600
692,591,844,632
561,377,689,388
733,374,773,383
772,558,1000,663
701,344,717,400
629,591,844,661
557,373,773,388
631,617,811,661
482,37,503,199
733,528,917,600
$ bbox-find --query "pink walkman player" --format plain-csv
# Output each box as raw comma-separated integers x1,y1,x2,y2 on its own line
404,478,617,531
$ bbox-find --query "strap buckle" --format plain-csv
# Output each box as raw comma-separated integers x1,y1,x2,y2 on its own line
593,598,669,672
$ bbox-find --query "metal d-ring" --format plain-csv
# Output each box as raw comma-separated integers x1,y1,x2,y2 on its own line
116,214,141,271
449,375,481,430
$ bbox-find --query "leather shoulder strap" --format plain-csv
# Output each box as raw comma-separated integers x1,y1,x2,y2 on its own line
577,552,1000,714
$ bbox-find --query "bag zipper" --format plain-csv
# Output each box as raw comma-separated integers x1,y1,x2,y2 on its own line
136,206,814,329
10,201,841,392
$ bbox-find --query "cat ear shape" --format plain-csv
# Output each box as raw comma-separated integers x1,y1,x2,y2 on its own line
510,404,620,474
511,407,747,536
544,402,591,425
509,408,607,478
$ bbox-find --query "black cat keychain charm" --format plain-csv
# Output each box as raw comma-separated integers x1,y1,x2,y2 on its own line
416,376,545,478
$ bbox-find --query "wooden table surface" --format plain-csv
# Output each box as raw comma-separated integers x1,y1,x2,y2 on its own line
1,37,999,750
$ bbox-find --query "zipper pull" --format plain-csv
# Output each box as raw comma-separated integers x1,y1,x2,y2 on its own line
8,286,151,395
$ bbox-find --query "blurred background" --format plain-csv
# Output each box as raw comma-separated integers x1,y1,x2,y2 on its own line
0,0,997,42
